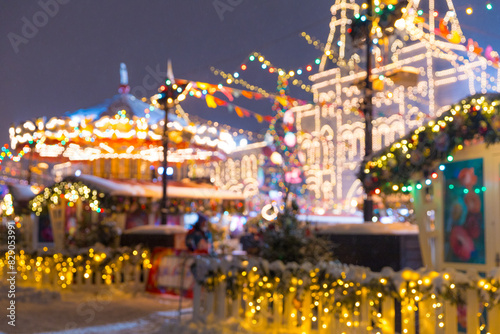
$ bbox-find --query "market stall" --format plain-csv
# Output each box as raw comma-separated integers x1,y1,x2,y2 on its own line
361,93,500,273
28,173,245,250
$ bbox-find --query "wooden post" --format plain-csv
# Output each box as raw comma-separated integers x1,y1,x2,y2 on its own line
401,298,416,334
466,289,479,334
75,267,83,286
205,290,215,322
419,298,436,334
232,290,241,319
215,280,227,320
301,290,312,333
260,294,269,328
273,292,282,330
444,301,458,334
360,287,370,332
487,303,500,333
132,264,139,286
283,292,295,330
381,297,395,334
192,283,202,322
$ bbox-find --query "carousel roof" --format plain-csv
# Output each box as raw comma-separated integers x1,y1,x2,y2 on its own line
65,92,186,126
64,174,245,200
9,64,249,163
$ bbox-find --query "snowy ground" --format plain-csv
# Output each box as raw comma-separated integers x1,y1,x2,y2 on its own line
0,284,192,334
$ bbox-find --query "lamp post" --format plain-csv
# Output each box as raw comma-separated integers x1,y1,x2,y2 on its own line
351,0,407,222
363,0,374,223
156,61,190,225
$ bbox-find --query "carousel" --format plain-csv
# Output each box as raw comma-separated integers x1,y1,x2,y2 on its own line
8,64,247,251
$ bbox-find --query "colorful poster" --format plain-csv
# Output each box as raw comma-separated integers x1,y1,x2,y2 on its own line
443,158,485,264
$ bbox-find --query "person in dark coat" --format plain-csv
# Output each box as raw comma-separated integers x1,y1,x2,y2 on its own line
185,213,210,252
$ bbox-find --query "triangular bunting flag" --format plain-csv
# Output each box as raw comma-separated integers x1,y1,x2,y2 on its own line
235,106,244,118
205,94,217,108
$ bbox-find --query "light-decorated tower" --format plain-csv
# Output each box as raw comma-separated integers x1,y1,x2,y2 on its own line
291,0,500,215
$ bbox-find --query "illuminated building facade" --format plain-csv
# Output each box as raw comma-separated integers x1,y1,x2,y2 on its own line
203,0,500,215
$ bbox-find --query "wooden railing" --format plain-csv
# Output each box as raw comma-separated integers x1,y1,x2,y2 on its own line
191,256,500,333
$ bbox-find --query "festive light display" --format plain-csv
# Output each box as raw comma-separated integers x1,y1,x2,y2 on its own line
1,248,150,289
237,52,314,92
192,256,500,332
282,0,500,212
30,180,104,215
9,71,254,167
360,93,500,193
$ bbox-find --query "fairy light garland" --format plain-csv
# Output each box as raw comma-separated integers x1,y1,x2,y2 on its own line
30,181,104,215
2,247,150,289
238,52,313,92
211,67,273,97
360,93,500,194
193,257,500,332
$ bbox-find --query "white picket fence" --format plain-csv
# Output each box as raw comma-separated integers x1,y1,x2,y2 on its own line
1,252,150,292
191,257,500,334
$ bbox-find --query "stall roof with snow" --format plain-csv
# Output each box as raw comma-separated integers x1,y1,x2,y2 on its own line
359,93,500,194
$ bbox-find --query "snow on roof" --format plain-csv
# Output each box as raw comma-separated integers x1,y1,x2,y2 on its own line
122,225,186,235
7,183,36,202
315,222,419,235
64,174,245,200
65,93,186,125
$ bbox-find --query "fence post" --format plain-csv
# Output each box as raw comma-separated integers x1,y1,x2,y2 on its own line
301,290,312,333
142,263,149,286
466,289,479,334
360,287,370,333
419,297,436,334
283,291,295,330
317,297,329,334
381,297,395,334
192,283,202,322
231,290,241,319
260,293,269,328
444,300,458,334
487,303,500,333
134,264,141,286
205,289,215,322
215,278,227,320
401,298,416,334
273,292,282,330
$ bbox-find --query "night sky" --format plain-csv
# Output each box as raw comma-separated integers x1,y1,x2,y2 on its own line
1,0,500,147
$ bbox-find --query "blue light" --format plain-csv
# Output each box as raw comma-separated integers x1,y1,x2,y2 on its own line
261,64,267,69
439,164,445,171
158,167,164,175
75,169,81,177
361,15,366,22
166,167,174,176
425,179,431,185
233,72,239,78
297,69,302,75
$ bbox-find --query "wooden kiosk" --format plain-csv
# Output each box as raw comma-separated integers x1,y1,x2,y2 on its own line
361,93,500,273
